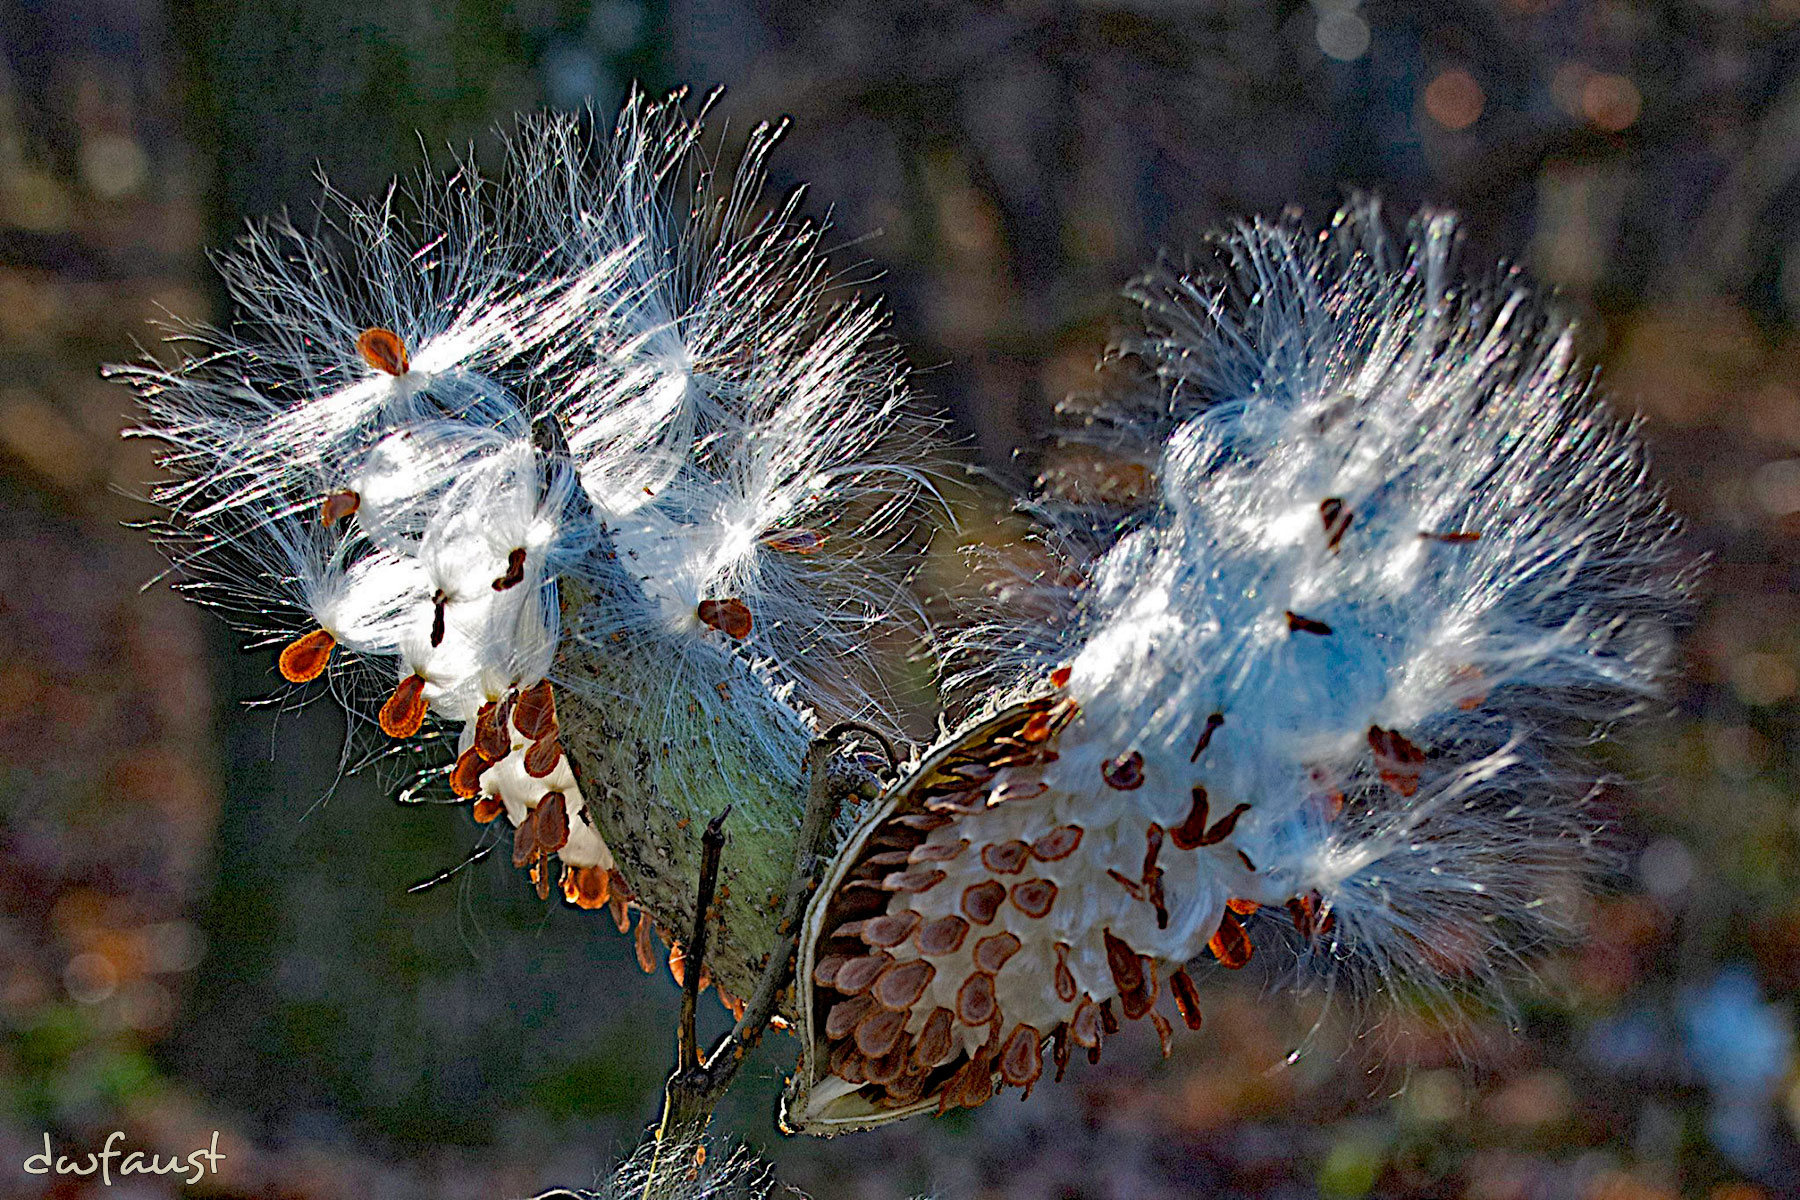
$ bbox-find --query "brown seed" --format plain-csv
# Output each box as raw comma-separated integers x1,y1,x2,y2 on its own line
278,628,336,683
1030,825,1083,861
999,1024,1043,1088
1320,497,1351,551
1227,897,1260,915
535,792,569,854
916,914,970,956
449,746,490,798
980,840,1031,875
512,680,557,740
634,913,656,974
909,838,968,863
608,875,631,932
1202,802,1252,846
758,527,825,554
378,673,428,738
1169,967,1204,1030
973,932,1022,974
949,761,996,783
829,1039,869,1084
474,701,510,760
531,859,551,900
1101,750,1145,790
429,590,447,648
561,863,611,910
1103,929,1143,996
492,547,528,592
872,959,935,1011
961,880,1005,925
956,972,997,1025
1285,610,1332,636
1189,711,1225,763
895,813,954,831
833,953,893,997
884,1063,927,1102
866,1035,910,1085
1051,1025,1072,1081
523,735,562,778
1287,892,1319,938
1420,529,1481,543
1100,1000,1119,1035
813,955,850,988
956,1045,994,1108
882,869,946,894
357,327,410,375
862,911,921,948
1050,665,1072,688
1171,786,1211,850
1054,943,1077,1002
1119,954,1158,1021
916,1007,956,1067
319,489,361,527
1068,997,1101,1049
472,795,504,824
1150,1009,1174,1058
826,995,874,1040
1019,712,1053,743
860,851,915,871
1010,878,1058,918
1209,908,1253,969
1368,725,1426,796
696,597,752,638
855,1006,908,1057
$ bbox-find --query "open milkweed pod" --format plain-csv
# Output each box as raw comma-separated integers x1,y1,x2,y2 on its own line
785,201,1696,1133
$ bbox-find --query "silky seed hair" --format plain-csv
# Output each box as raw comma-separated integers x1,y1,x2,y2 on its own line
117,92,941,922
785,201,1695,1131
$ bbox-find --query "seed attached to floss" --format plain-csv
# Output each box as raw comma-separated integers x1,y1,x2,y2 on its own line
1209,908,1253,969
1189,711,1224,763
1101,750,1146,790
523,735,562,778
356,326,410,376
430,590,447,648
492,547,527,591
696,597,753,639
449,747,489,797
1319,497,1352,551
758,527,825,553
277,628,336,683
511,680,557,740
472,796,504,824
1285,610,1332,636
378,673,428,738
319,489,361,527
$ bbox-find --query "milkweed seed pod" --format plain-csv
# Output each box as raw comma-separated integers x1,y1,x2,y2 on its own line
116,92,939,1009
783,203,1696,1133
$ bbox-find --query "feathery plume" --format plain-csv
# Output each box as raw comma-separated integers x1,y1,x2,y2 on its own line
785,202,1695,1132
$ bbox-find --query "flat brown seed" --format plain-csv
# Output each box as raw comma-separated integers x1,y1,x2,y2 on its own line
1100,1000,1119,1034
512,680,557,741
1101,750,1146,790
1054,943,1077,1003
862,911,921,948
472,796,504,824
1150,1010,1174,1058
1052,1025,1072,1080
813,955,850,988
916,1007,956,1067
1169,967,1204,1030
492,547,527,592
1103,929,1144,995
866,1036,910,1085
917,914,970,956
1171,786,1211,850
826,995,875,1040
523,735,562,778
535,792,569,854
474,701,509,760
1319,497,1351,551
956,972,997,1026
860,851,915,870
1030,825,1083,861
278,628,336,683
1285,610,1332,636
1201,802,1252,846
696,597,752,639
999,1024,1043,1087
357,326,410,375
973,932,1022,974
1190,712,1225,763
758,527,825,554
872,959,935,1011
829,1040,869,1084
429,591,447,648
378,673,428,738
895,813,954,831
1069,998,1101,1049
961,880,1005,925
450,746,490,798
634,914,656,974
909,838,968,863
833,953,893,997
958,1046,994,1108
855,1006,908,1057
1118,955,1157,1021
319,489,361,527
1010,878,1058,918
1019,713,1053,743
1209,908,1253,969
883,869,946,894
980,840,1031,875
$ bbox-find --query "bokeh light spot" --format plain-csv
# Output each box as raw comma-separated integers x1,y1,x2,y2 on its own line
1425,69,1484,130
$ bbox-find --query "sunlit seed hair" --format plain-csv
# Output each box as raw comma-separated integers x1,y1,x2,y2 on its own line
115,91,942,903
787,201,1697,1130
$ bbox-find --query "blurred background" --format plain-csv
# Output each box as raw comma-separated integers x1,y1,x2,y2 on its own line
3,0,1799,1196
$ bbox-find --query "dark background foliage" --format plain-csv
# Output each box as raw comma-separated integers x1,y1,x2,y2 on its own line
2,1,1799,1196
